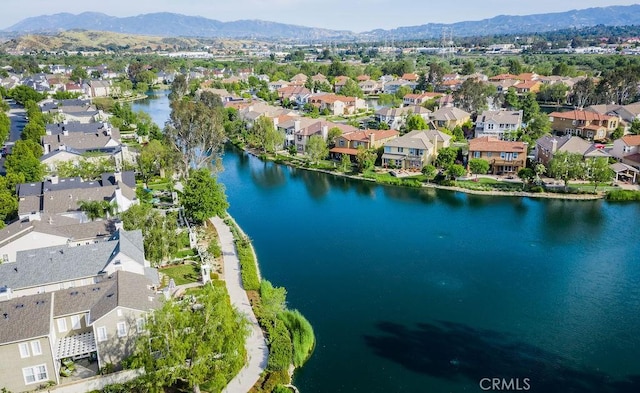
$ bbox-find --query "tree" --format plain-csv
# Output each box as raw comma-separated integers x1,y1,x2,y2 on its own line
0,176,17,227
587,158,615,191
132,284,248,393
507,58,524,75
327,127,342,147
534,163,546,183
611,125,624,140
427,62,446,91
70,66,88,82
405,114,428,131
570,78,595,108
462,61,476,75
305,134,329,164
264,123,285,154
519,92,540,123
165,88,226,178
453,78,493,114
138,139,174,184
537,83,569,105
338,79,363,98
0,111,9,144
435,146,458,169
548,151,586,189
355,146,376,172
78,200,115,221
252,116,276,152
629,119,640,135
504,87,519,110
8,85,45,105
468,158,490,179
446,164,466,180
121,204,178,265
421,164,437,183
338,153,352,173
517,168,535,189
415,72,428,91
182,168,229,224
21,121,46,143
4,139,44,182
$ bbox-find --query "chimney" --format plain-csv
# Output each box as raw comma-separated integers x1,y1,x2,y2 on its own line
369,132,375,146
321,125,329,140
551,138,558,153
50,175,59,185
114,171,122,184
294,120,301,132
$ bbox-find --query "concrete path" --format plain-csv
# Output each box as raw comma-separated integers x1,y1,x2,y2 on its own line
211,216,268,393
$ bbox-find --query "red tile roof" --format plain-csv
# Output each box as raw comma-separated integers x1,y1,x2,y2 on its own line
621,135,640,146
469,137,526,152
549,110,615,122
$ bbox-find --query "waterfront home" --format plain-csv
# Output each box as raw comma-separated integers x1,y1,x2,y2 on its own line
294,121,357,153
402,92,442,106
16,172,137,223
548,109,619,141
382,130,452,170
474,110,523,139
330,129,399,160
432,107,471,129
0,271,159,393
358,79,382,95
278,117,319,148
611,134,640,168
535,134,611,166
383,79,417,95
0,218,114,263
82,80,112,98
468,137,526,175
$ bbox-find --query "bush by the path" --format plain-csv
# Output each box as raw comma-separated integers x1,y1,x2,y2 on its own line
280,310,315,368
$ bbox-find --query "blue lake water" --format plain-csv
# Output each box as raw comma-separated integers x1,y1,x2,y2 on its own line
133,94,640,393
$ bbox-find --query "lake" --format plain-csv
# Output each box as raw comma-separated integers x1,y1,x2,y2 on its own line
133,93,640,393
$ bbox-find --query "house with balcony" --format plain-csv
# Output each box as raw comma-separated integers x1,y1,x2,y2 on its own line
468,137,527,175
474,110,523,139
382,130,452,170
0,271,159,393
549,110,620,141
330,129,399,160
294,121,357,153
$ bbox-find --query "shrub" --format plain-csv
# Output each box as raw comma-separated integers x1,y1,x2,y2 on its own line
207,240,222,258
260,370,290,393
439,179,456,187
266,319,293,372
236,237,260,291
280,310,316,368
606,189,640,201
273,385,292,393
529,185,544,193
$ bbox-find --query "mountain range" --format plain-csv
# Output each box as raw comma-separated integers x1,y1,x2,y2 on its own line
4,5,640,41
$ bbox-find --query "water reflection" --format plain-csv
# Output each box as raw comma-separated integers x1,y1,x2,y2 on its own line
290,168,331,200
250,161,286,188
542,199,604,243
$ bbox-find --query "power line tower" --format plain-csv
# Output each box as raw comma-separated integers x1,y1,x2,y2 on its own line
441,27,454,59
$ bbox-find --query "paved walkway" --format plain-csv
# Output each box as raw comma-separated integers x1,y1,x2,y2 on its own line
211,216,268,393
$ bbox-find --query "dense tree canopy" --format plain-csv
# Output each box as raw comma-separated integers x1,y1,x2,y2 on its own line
182,168,229,224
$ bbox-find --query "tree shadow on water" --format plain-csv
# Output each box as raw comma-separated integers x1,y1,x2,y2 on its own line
364,320,639,393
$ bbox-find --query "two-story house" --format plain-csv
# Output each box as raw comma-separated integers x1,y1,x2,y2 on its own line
474,110,523,140
330,129,399,160
611,134,640,168
0,228,157,300
468,137,527,175
375,106,432,130
0,271,159,393
549,110,620,141
294,121,357,154
535,134,611,166
432,107,471,129
307,94,366,116
382,130,452,170
402,92,442,107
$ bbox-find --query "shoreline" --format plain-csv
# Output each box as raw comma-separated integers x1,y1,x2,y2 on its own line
240,148,604,202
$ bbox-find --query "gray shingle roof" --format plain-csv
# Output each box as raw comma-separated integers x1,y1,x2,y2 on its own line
0,229,146,291
0,293,52,345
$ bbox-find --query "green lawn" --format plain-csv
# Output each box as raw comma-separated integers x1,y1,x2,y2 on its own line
160,263,201,285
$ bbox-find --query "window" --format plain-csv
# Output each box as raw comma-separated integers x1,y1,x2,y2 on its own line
384,146,391,153
116,309,123,317
398,147,403,153
71,315,81,330
23,364,48,385
57,318,67,333
487,123,494,130
136,318,146,333
513,153,518,159
117,322,128,337
97,326,107,342
19,342,30,358
31,341,42,356
487,152,492,158
500,152,506,159
1,254,7,262
339,140,345,147
473,151,480,158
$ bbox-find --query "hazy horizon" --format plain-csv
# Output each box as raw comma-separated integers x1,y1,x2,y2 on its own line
2,1,639,32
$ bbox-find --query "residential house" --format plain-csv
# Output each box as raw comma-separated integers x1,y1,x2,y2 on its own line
307,94,366,116
514,80,542,95
356,75,370,82
403,92,442,106
382,130,452,170
432,107,471,129
289,73,308,86
383,79,417,95
310,73,328,85
17,172,137,222
401,73,419,82
375,105,432,130
611,134,640,168
278,117,318,148
474,110,523,139
549,109,620,141
268,80,289,92
294,121,357,153
277,86,311,102
535,134,611,166
468,137,527,175
83,80,111,98
587,102,640,126
0,271,159,393
358,79,382,95
0,218,114,263
330,129,399,160
333,76,350,93
0,228,157,299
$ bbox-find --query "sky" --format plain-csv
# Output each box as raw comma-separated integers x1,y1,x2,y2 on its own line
2,0,639,32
